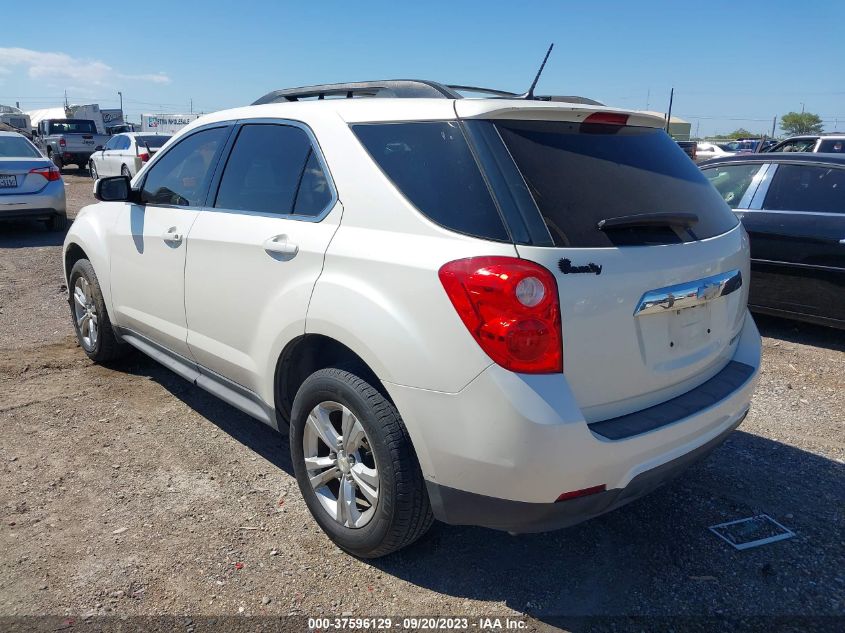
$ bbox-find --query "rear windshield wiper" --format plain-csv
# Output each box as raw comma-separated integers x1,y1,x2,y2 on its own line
597,212,699,231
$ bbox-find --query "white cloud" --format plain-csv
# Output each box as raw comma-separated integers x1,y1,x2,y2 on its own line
0,47,170,87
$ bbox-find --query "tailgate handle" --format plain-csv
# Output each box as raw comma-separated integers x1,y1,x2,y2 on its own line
634,269,742,317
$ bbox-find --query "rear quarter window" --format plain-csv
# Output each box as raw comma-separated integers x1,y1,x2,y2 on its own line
352,121,509,242
495,120,739,247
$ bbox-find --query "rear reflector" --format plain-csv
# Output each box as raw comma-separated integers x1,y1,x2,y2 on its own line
555,484,606,502
583,112,629,126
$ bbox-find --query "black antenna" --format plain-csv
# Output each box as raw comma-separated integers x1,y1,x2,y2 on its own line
519,43,554,100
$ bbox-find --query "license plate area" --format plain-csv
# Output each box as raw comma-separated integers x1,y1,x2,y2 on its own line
0,174,18,188
668,304,711,351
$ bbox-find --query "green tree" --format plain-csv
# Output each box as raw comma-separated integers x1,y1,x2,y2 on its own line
780,112,824,136
713,128,754,140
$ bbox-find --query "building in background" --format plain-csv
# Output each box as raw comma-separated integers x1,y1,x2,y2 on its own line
141,113,201,134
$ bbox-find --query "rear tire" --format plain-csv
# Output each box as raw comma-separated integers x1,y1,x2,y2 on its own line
46,214,68,232
90,161,98,180
290,368,433,558
50,152,62,170
121,165,131,178
68,259,131,363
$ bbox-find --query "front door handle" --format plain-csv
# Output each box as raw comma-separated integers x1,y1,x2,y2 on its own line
263,235,299,257
840,238,845,245
162,227,183,244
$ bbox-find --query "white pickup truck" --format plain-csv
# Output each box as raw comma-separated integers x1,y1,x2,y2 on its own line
33,119,111,171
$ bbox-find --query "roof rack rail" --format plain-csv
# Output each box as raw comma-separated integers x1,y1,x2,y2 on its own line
252,80,463,105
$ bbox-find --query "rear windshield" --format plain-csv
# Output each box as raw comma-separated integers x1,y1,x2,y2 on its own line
135,135,170,148
0,135,41,158
48,120,97,134
495,120,738,247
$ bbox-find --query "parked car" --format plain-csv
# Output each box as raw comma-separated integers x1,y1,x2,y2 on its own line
764,134,845,154
89,133,172,180
700,153,844,329
0,131,67,230
33,119,110,171
696,142,735,163
63,80,761,557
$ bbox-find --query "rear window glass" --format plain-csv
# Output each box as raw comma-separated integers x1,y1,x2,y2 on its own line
48,120,97,134
495,120,738,247
135,135,170,148
0,135,40,158
352,121,509,241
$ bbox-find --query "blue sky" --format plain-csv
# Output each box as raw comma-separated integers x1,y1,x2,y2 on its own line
1,0,842,137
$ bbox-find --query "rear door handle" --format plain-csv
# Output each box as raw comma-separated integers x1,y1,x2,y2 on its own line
162,227,183,244
263,235,299,257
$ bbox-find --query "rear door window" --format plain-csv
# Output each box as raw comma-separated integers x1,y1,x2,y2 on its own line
494,119,738,247
214,123,332,216
763,164,845,214
701,163,765,208
352,121,509,241
818,139,845,153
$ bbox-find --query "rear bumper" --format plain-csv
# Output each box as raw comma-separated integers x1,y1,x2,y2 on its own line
0,181,66,218
386,314,761,531
426,410,746,533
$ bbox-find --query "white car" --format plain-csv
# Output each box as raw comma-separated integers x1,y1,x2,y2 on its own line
89,132,172,179
696,141,735,163
63,80,761,558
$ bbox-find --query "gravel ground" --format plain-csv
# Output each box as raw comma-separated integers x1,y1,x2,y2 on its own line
0,171,843,629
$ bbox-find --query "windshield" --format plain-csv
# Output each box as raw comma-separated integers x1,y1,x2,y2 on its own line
494,119,738,247
135,135,171,149
0,135,41,158
47,120,97,134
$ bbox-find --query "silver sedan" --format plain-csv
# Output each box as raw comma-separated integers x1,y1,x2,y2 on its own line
0,131,67,231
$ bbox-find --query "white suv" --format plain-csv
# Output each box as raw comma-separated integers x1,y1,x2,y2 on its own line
63,80,761,558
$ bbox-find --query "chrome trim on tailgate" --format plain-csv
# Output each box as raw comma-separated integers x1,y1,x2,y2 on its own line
634,269,743,317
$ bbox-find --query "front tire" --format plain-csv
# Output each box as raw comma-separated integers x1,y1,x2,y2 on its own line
290,368,433,558
68,259,130,363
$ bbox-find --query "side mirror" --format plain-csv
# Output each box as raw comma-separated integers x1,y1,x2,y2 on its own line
94,145,104,152
94,176,132,202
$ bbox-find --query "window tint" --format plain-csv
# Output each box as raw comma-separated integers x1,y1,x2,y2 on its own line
135,135,170,149
818,139,845,153
763,164,845,214
293,149,333,216
0,136,40,158
774,138,817,152
495,119,738,247
702,163,764,208
115,135,131,150
141,127,227,207
352,121,509,241
104,136,119,150
48,120,97,134
215,124,330,215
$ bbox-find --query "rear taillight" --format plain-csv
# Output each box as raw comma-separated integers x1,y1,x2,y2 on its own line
58,138,66,147
29,165,61,181
583,112,629,126
438,256,562,373
137,151,150,162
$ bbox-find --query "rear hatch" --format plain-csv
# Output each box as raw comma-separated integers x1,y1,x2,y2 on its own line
461,109,749,421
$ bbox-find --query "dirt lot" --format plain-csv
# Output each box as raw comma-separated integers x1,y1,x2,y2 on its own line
1,171,843,629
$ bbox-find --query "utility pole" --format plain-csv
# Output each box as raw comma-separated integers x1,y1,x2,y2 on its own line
190,98,193,114
118,91,123,113
646,87,650,110
771,116,777,138
800,102,805,114
665,88,674,134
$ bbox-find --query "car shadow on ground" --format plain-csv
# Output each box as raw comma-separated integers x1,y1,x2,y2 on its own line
116,354,294,476
0,219,68,248
754,313,844,353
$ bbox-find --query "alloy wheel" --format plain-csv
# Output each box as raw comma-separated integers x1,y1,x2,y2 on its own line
72,277,99,351
302,401,380,528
